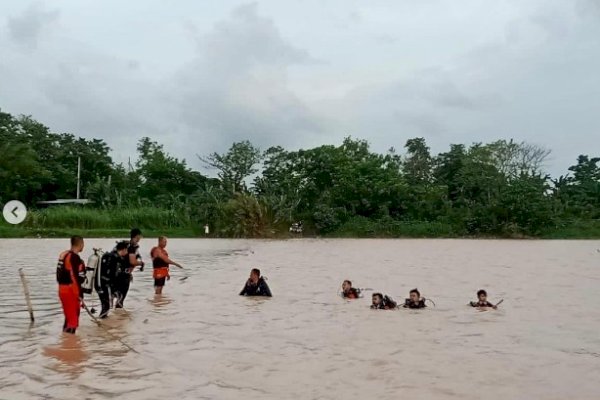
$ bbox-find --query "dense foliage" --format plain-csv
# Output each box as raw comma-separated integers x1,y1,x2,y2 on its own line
1,109,598,237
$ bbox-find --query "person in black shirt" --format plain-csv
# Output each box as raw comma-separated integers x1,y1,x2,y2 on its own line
403,288,427,309
114,228,145,308
239,268,272,297
96,241,128,318
370,293,397,309
470,289,497,309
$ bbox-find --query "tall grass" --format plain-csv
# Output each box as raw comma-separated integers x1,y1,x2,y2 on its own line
2,205,598,239
332,216,459,238
540,219,600,239
24,206,190,230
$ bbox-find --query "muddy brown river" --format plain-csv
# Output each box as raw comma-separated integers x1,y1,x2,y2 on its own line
1,239,599,399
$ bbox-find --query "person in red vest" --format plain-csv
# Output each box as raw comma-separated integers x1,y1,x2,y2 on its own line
341,280,361,299
56,236,86,334
150,236,183,294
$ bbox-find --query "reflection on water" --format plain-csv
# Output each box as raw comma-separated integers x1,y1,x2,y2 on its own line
1,239,599,400
149,294,172,309
43,334,89,378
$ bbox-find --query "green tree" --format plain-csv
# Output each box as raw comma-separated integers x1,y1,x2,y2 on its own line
403,137,433,185
199,140,262,194
136,137,207,202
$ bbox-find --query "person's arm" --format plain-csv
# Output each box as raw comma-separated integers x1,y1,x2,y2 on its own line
239,281,249,296
68,253,83,300
129,253,143,267
260,280,272,297
155,248,183,268
128,245,145,273
99,255,108,283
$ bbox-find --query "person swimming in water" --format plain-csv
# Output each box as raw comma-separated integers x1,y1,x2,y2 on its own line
403,288,427,309
470,289,497,309
341,280,360,299
370,293,397,309
239,268,272,297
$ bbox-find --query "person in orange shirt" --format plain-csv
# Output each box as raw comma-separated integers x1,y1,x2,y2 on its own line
150,236,183,294
56,236,86,334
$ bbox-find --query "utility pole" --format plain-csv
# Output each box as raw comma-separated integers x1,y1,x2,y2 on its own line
76,156,81,200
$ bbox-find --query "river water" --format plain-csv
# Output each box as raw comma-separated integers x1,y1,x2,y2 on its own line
0,239,599,400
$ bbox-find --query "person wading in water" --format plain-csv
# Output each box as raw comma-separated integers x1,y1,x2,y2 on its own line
150,236,183,295
56,236,86,334
96,241,129,318
114,228,144,308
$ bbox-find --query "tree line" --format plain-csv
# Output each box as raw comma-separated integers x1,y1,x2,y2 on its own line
1,109,598,237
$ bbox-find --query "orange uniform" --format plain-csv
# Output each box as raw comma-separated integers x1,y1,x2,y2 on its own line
56,251,85,333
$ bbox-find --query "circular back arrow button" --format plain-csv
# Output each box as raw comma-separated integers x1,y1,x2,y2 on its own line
3,200,27,225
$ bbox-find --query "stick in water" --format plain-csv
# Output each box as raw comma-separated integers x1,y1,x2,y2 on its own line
494,299,504,308
81,301,139,354
18,268,34,322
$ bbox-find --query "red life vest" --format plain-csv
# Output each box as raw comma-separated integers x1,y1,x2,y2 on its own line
150,247,170,279
56,251,85,297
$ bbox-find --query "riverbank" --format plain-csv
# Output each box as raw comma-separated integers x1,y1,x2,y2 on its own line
2,221,599,239
0,225,196,239
1,205,599,239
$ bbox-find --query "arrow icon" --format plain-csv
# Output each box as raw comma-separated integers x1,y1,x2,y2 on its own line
3,200,27,225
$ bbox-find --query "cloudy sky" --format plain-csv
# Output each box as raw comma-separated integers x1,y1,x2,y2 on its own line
1,0,599,176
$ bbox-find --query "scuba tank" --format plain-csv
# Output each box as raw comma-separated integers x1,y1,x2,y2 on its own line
383,295,397,309
82,248,102,294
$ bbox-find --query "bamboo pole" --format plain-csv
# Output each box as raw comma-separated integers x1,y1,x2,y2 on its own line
18,268,34,322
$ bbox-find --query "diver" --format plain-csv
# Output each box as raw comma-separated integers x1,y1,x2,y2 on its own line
239,268,272,297
341,280,361,299
114,228,145,308
370,293,397,309
96,241,129,318
150,236,183,295
403,288,427,309
56,236,86,334
470,289,497,309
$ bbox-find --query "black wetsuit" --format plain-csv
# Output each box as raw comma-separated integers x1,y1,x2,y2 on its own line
470,301,495,307
114,242,140,308
239,277,272,297
371,296,397,309
404,299,427,309
95,251,124,318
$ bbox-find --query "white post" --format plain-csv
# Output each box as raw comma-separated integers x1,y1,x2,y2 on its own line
77,156,81,200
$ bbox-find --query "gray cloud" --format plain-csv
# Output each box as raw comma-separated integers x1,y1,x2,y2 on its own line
169,3,325,158
576,0,600,18
7,2,59,48
0,0,598,177
317,1,599,175
1,2,325,168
